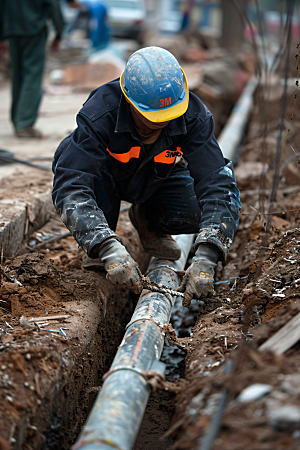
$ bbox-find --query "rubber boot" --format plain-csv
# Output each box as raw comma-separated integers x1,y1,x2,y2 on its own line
129,204,181,261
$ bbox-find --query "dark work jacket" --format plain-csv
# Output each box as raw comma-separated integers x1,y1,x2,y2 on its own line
1,0,64,38
52,79,241,259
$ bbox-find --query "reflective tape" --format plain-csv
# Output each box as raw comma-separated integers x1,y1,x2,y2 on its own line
106,146,141,163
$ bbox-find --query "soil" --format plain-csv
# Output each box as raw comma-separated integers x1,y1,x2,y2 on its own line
166,49,300,450
0,206,149,450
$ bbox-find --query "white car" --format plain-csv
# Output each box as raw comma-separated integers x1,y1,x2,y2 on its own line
103,0,147,41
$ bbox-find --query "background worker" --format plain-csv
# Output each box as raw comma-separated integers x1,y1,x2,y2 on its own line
1,0,64,138
52,46,241,306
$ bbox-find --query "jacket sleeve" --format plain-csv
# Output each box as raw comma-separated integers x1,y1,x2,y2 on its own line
52,114,119,257
182,114,241,260
48,0,64,39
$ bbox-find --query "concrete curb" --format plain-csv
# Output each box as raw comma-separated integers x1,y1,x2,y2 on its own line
0,189,54,257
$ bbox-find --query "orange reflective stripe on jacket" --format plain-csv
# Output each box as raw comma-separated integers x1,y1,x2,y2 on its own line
154,147,182,164
106,146,182,165
106,146,141,163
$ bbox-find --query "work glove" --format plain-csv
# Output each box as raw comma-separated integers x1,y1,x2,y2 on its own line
98,238,143,294
177,243,220,307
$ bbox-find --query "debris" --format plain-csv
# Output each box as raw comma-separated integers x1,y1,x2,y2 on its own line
268,405,300,431
28,314,70,322
59,60,125,93
29,232,71,250
19,316,33,329
237,384,273,402
280,374,300,395
234,162,269,188
39,328,68,337
259,311,300,355
59,327,69,337
282,256,297,263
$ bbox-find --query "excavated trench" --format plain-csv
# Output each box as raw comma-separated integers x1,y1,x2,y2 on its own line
0,209,152,450
1,58,300,450
0,107,255,450
0,222,222,450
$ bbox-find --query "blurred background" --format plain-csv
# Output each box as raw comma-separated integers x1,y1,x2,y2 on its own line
0,0,299,143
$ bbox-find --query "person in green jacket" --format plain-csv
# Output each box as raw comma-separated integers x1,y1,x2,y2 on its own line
1,0,64,138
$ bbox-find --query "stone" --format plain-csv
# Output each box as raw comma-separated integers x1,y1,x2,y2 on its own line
49,69,65,84
280,374,300,395
237,383,273,402
235,161,269,189
268,405,300,431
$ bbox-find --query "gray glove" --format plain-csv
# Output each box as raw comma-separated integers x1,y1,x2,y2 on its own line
177,243,220,307
99,238,142,294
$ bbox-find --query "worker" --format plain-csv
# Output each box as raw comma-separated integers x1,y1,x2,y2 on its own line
52,46,241,306
66,0,110,50
1,0,64,138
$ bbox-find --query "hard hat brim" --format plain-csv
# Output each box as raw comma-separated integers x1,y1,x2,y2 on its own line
120,67,189,123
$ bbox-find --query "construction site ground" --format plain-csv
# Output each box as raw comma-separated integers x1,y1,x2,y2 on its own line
1,40,300,450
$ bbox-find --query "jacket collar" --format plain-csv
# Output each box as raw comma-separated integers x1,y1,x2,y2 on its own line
115,94,187,137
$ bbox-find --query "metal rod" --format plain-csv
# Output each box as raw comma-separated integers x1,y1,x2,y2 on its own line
29,231,71,250
72,234,195,450
198,360,233,450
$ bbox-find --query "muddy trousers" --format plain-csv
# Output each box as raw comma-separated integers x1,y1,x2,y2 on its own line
8,28,47,132
100,166,202,236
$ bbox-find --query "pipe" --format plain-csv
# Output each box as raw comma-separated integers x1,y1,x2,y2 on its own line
218,75,258,161
73,234,195,450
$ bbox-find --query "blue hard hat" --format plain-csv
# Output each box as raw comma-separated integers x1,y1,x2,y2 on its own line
120,46,189,123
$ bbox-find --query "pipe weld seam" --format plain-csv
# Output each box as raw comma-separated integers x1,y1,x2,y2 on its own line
125,316,164,330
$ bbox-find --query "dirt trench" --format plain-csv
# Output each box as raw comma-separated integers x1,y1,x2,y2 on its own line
0,207,151,450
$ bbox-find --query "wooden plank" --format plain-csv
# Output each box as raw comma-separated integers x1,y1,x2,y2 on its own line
28,314,70,322
259,312,300,355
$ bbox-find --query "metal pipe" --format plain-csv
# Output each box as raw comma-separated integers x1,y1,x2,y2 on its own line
73,234,195,450
218,75,258,161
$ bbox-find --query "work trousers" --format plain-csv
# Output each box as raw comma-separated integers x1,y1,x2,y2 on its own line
8,28,47,132
98,165,202,235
